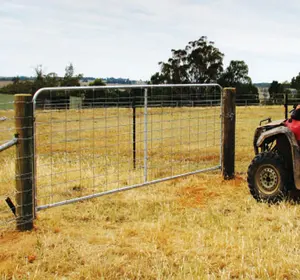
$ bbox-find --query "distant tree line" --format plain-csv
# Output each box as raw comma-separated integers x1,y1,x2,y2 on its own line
150,36,259,104
268,73,300,104
9,36,300,107
104,77,132,84
0,63,94,94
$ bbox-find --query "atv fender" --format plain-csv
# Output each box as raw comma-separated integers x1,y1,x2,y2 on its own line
256,126,300,190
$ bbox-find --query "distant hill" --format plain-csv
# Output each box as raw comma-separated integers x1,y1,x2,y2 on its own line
254,83,270,88
0,76,146,85
0,76,33,81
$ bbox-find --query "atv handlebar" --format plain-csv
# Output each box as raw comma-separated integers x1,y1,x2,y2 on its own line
259,118,272,126
289,104,297,114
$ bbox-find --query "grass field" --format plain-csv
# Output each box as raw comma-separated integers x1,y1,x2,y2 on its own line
0,94,14,110
0,81,13,88
1,104,298,279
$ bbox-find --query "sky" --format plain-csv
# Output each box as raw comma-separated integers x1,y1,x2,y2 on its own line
1,0,300,83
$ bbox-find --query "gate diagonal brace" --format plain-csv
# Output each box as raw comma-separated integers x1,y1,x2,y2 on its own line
5,197,16,216
0,134,18,153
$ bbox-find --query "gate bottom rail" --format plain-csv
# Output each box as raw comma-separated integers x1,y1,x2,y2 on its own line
36,165,221,211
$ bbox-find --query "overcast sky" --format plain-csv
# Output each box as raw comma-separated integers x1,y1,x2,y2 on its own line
1,0,300,82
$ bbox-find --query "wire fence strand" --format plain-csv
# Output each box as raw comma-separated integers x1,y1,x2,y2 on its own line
0,100,18,230
1,87,298,230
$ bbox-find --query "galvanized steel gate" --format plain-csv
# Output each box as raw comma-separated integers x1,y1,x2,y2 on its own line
33,84,222,211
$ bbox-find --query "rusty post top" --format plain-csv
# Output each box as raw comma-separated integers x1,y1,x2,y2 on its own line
223,88,236,93
14,94,32,97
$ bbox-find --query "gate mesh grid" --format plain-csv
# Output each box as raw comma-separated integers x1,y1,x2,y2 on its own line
0,99,17,229
34,86,222,209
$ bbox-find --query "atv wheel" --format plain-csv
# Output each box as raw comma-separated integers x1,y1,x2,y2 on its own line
247,152,288,203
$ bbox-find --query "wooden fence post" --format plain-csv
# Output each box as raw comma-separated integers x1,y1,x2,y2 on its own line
15,94,35,231
222,88,236,179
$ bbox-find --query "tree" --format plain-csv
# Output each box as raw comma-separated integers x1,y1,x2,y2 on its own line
60,63,83,87
45,72,60,87
0,63,84,95
291,73,300,91
218,60,251,87
31,66,60,92
268,81,284,104
32,65,45,92
150,36,224,84
218,60,258,104
235,83,259,104
269,81,281,93
12,76,20,85
89,78,106,86
0,80,33,94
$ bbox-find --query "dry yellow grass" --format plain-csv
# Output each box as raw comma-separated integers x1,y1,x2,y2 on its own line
1,105,298,279
0,81,13,88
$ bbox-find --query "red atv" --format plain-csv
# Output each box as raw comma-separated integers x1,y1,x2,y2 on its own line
247,105,300,202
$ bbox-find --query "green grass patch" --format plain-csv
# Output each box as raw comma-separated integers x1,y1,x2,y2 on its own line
0,94,14,110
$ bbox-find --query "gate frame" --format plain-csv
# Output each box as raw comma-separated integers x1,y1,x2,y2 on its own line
31,84,225,212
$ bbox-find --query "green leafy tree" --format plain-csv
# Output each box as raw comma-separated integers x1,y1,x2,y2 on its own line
0,80,33,94
89,78,106,86
31,66,59,92
218,60,258,104
151,36,224,84
291,73,300,91
268,81,284,104
12,76,20,85
269,81,283,95
235,83,259,104
32,65,45,92
60,63,83,87
45,72,60,87
218,60,251,86
84,78,106,103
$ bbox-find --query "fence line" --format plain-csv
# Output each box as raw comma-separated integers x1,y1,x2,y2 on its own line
0,99,19,230
2,86,295,231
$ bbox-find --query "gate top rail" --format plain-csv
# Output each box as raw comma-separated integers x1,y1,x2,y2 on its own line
32,83,222,103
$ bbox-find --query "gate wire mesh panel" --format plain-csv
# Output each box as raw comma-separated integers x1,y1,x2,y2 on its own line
235,91,298,173
0,97,16,230
34,85,222,210
146,87,221,181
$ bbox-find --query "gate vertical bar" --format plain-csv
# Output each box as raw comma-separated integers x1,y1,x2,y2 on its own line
15,94,35,231
132,91,136,169
144,88,148,182
220,86,223,168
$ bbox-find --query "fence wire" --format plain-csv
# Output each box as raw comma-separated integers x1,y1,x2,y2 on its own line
34,85,222,210
0,98,17,230
2,87,300,230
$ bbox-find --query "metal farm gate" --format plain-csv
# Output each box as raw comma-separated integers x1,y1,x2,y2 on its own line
32,84,223,211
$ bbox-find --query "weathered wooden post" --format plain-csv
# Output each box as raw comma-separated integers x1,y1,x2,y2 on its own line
15,94,35,231
222,88,236,179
